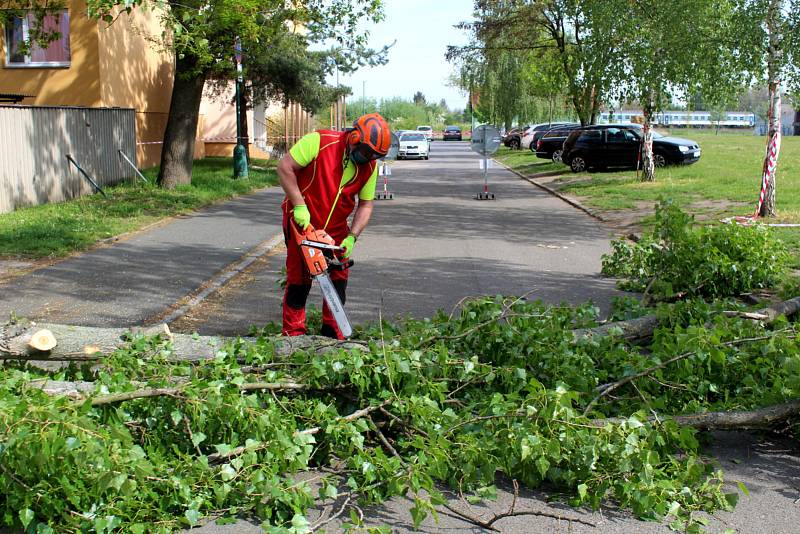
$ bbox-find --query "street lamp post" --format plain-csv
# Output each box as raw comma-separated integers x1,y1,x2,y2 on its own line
233,38,248,179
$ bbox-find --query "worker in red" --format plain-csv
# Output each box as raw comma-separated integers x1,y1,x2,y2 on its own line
276,113,392,339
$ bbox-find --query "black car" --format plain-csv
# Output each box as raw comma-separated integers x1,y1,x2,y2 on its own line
561,124,701,172
528,123,578,153
533,124,582,162
443,126,462,141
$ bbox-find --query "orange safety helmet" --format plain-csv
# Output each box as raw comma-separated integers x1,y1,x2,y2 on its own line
348,113,392,158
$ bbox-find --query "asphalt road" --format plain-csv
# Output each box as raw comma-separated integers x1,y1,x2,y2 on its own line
171,141,622,335
0,188,286,327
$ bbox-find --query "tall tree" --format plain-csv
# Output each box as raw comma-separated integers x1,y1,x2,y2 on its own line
612,0,747,181
86,0,384,188
412,91,426,106
450,0,625,126
734,0,800,216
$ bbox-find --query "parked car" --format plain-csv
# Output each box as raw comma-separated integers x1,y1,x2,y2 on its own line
503,126,537,149
520,122,576,150
562,125,701,172
398,132,429,160
534,124,582,162
416,125,434,142
443,125,462,141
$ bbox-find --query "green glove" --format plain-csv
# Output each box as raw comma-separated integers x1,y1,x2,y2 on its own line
292,204,310,229
340,233,357,259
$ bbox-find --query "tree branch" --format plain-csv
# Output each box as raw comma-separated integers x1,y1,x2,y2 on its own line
591,400,800,430
584,331,796,415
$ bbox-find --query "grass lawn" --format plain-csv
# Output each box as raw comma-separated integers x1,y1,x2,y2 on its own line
0,157,278,259
495,131,800,263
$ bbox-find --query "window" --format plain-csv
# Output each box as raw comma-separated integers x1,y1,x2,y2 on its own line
5,10,70,67
577,130,602,142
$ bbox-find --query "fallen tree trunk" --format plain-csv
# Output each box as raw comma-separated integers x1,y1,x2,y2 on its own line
573,296,800,343
592,399,800,431
0,320,365,366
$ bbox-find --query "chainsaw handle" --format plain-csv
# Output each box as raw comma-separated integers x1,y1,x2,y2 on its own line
328,258,354,271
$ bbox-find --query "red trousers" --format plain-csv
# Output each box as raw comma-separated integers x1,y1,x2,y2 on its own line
281,224,349,339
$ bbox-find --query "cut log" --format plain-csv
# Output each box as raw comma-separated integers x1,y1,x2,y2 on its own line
592,399,800,430
1,321,366,365
28,329,57,351
572,314,660,344
573,295,800,343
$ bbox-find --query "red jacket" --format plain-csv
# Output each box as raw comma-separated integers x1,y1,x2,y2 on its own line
282,130,376,240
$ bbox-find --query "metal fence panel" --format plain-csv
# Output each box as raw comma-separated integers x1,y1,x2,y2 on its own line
0,106,136,213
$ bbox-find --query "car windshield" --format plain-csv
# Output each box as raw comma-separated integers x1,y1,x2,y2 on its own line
417,127,431,131
401,134,425,141
446,127,460,131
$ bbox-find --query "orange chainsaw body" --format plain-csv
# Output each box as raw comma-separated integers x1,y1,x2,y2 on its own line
290,223,336,277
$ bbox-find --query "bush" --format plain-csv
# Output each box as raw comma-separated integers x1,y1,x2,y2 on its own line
602,199,789,299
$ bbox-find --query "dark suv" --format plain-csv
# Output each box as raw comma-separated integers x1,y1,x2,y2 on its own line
561,125,701,172
534,124,582,162
529,123,578,154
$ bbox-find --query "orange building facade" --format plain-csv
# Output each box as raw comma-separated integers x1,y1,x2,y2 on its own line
0,0,204,168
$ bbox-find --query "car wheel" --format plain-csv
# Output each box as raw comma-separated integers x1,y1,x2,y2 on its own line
654,153,667,168
552,149,563,163
570,155,587,173
510,139,520,150
424,155,429,160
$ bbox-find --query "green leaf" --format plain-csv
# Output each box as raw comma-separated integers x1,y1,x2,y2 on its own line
184,509,201,526
19,508,34,529
220,464,237,482
535,456,550,478
409,503,427,528
191,432,207,448
171,410,183,425
577,483,588,501
521,443,532,460
737,481,750,497
291,513,310,534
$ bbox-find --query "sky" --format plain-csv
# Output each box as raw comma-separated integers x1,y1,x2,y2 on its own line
331,0,475,111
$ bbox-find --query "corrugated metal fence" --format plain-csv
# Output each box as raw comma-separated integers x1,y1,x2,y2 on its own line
0,106,136,214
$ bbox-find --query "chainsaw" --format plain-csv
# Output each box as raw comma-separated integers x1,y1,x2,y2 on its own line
289,221,354,338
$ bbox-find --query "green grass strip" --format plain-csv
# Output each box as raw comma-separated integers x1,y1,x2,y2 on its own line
0,158,278,259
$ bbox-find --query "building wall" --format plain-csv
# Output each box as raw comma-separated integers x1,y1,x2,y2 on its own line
201,81,282,160
1,3,207,170
0,0,102,107
96,7,174,167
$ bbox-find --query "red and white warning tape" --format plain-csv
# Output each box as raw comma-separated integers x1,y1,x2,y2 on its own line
136,135,288,146
754,130,781,217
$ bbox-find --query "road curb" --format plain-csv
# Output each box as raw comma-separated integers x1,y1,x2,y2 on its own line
493,158,606,223
152,233,284,326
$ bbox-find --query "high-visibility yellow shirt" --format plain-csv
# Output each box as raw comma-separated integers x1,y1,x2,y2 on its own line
289,132,378,200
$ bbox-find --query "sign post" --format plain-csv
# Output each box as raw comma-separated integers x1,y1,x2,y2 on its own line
233,38,248,179
470,124,501,200
375,132,400,200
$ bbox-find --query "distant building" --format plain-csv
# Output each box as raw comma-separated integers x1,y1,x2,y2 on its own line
752,105,798,136
599,110,756,129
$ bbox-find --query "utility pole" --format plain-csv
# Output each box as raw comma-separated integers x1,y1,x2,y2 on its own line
233,38,248,178
362,81,366,115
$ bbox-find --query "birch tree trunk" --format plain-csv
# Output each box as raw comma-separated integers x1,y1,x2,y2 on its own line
759,0,783,217
640,103,655,182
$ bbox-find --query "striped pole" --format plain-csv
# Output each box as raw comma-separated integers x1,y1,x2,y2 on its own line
754,130,781,217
